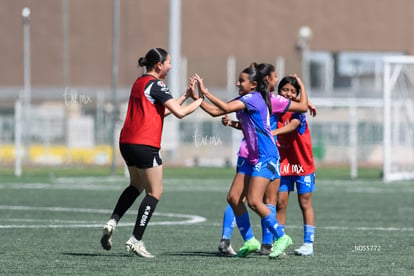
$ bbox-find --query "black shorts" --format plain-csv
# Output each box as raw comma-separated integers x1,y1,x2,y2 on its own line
119,144,162,169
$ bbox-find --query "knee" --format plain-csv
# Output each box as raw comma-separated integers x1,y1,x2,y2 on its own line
277,197,288,210
247,199,260,212
227,194,239,207
299,195,312,209
263,194,276,205
148,186,163,200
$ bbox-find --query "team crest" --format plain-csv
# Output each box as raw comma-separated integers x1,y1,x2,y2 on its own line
157,81,171,93
157,81,166,87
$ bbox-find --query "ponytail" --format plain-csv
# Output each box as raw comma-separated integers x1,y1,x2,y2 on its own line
137,48,168,71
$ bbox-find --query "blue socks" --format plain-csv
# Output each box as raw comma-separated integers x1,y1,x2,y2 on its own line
223,203,312,245
262,212,284,239
221,204,235,240
261,204,276,244
304,224,316,244
235,211,254,241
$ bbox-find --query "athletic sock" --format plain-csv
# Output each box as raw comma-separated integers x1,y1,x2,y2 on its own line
221,204,235,240
132,194,158,240
277,224,286,242
235,211,254,241
304,224,316,244
111,185,140,222
263,213,284,239
261,204,276,244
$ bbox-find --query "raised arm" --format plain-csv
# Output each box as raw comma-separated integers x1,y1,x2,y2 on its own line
287,75,308,113
186,75,228,117
165,78,196,116
164,98,203,119
163,76,202,119
194,74,244,115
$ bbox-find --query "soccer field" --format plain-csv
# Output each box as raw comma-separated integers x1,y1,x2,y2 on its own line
0,167,413,275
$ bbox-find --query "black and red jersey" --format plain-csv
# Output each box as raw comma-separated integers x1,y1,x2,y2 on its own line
119,74,173,148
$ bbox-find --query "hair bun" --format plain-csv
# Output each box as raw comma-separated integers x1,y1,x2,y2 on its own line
138,57,147,67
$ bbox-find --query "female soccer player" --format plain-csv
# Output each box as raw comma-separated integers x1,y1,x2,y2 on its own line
100,48,203,258
217,65,311,256
273,76,317,256
192,64,292,258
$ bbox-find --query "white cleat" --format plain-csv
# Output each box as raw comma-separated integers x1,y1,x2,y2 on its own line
294,243,314,256
101,218,117,251
126,236,154,258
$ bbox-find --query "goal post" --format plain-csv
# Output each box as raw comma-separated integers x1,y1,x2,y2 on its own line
383,56,414,182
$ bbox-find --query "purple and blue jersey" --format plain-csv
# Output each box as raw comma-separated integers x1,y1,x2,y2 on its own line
238,94,291,163
235,92,278,165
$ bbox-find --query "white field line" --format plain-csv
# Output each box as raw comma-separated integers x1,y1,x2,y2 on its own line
206,222,414,232
0,205,206,229
0,205,412,231
1,179,414,193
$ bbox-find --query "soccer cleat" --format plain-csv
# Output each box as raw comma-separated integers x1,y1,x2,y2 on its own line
125,236,154,258
269,234,292,259
218,239,237,256
236,237,260,258
100,218,117,250
259,243,273,255
294,243,314,256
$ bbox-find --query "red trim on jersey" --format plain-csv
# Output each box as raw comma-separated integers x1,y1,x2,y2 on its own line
277,112,315,176
119,75,166,148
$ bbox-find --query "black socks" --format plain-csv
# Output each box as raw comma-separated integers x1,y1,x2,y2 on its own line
133,194,159,240
111,185,140,222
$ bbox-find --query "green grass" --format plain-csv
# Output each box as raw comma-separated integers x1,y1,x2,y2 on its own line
0,166,413,275
0,164,384,181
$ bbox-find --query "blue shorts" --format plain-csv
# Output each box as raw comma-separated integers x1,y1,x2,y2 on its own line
279,173,316,194
236,156,280,180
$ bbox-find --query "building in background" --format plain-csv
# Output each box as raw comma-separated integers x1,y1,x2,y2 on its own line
0,0,413,177
1,0,413,91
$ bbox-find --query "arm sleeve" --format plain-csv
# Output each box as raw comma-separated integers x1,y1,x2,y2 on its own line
292,112,307,135
239,94,257,112
149,80,173,104
271,94,291,114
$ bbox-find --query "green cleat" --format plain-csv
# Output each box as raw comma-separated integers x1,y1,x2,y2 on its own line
236,237,260,258
269,234,292,259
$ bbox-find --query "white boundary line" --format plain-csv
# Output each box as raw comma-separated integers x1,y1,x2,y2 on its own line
0,205,206,229
206,222,414,232
0,205,412,231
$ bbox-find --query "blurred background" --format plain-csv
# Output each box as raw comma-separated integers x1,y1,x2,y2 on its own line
0,0,413,181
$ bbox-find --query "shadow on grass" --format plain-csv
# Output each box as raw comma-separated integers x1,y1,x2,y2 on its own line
62,252,132,258
163,251,228,257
